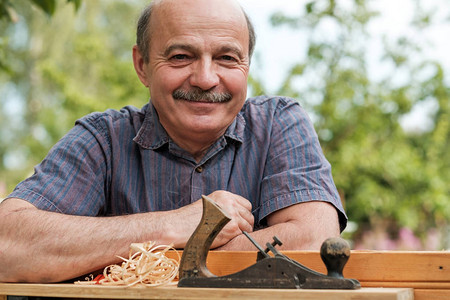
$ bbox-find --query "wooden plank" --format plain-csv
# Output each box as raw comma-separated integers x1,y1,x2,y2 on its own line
166,250,449,282
2,251,448,299
188,250,449,300
0,295,6,300
414,289,450,300
0,284,413,300
361,281,450,289
340,251,449,282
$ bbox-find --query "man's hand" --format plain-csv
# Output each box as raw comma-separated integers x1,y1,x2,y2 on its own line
169,190,254,249
206,191,254,248
217,201,341,251
0,191,253,282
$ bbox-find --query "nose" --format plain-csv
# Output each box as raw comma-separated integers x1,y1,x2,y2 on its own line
189,57,219,91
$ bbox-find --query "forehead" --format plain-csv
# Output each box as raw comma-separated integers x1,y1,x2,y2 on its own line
149,0,249,52
152,0,246,23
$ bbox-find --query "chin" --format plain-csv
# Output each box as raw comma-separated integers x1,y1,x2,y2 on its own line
185,121,224,134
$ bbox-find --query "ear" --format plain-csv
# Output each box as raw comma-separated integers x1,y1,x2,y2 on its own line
132,45,150,87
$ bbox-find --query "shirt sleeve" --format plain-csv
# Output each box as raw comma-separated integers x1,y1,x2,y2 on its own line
259,97,347,231
6,118,110,216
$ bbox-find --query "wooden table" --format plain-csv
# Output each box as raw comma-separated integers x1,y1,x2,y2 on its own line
0,284,413,300
1,250,448,300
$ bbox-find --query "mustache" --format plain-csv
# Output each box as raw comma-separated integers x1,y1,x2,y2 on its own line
172,88,232,103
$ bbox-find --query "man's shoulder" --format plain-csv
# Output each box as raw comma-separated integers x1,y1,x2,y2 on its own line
245,95,299,107
242,95,303,118
76,104,147,130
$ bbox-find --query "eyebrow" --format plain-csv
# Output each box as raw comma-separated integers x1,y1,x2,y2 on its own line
163,44,196,57
218,45,244,59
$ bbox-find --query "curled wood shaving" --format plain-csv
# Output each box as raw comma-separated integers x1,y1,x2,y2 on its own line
75,241,179,287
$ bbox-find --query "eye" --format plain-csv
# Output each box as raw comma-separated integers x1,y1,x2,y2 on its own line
171,54,189,60
220,55,237,62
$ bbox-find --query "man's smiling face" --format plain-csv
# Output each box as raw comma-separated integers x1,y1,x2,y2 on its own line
140,0,250,147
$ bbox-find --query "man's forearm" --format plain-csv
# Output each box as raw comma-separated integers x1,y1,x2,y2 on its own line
217,221,332,251
0,191,253,283
0,200,180,283
218,202,341,251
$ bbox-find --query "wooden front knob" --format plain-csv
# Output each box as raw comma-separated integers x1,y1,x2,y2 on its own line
320,237,351,278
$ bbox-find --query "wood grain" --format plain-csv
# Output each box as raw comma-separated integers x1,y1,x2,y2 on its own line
361,281,450,289
1,251,448,299
167,250,450,299
414,289,450,300
0,284,413,300
177,250,449,282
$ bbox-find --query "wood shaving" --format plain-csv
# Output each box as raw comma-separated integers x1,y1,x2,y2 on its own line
75,241,179,287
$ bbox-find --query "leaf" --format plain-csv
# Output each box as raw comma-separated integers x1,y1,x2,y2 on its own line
29,0,56,16
306,2,315,14
67,0,82,11
0,1,19,23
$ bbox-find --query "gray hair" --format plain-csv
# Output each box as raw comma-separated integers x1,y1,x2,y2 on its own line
136,2,256,64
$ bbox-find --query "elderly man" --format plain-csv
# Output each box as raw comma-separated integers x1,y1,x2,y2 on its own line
0,0,346,283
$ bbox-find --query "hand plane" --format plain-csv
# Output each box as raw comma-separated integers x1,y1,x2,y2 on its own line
178,195,360,289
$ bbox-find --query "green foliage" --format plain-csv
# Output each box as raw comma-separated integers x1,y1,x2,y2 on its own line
29,0,57,16
0,0,81,20
0,0,82,72
0,0,448,249
0,0,147,192
29,0,82,16
264,0,449,249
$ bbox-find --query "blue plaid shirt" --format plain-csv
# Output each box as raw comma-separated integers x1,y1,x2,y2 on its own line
7,96,347,230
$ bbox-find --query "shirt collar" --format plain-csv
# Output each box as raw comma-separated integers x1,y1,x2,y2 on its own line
133,102,169,150
133,101,246,150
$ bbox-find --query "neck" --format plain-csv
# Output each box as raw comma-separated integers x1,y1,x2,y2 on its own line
169,130,224,163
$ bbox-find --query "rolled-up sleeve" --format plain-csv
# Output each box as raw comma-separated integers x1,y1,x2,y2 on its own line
259,98,347,231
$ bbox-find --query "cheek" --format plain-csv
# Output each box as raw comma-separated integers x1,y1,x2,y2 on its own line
150,67,189,95
222,69,249,95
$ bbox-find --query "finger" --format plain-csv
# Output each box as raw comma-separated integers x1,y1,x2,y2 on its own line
232,195,253,211
237,216,253,233
209,191,252,212
238,206,254,227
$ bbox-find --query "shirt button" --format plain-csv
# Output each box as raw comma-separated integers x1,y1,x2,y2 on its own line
195,166,204,173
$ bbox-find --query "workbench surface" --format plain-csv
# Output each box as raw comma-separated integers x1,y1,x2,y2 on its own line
0,283,413,300
1,250,448,300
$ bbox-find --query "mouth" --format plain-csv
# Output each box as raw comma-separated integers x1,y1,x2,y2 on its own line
173,88,232,103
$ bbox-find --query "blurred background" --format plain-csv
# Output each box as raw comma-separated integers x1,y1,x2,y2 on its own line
0,0,449,250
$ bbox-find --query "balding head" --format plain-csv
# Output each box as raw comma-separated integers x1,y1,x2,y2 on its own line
136,0,256,64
